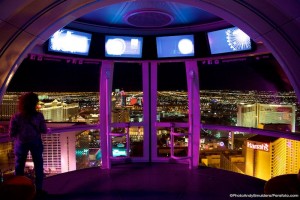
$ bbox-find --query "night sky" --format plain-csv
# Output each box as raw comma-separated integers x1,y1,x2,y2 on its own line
198,55,293,91
7,54,293,92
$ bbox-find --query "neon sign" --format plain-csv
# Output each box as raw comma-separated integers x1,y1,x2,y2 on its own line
247,141,269,152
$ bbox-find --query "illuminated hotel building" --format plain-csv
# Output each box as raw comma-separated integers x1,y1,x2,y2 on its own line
0,94,79,122
245,135,300,181
39,100,63,121
239,103,298,180
129,126,144,142
111,108,130,123
237,103,257,128
62,102,80,121
43,131,76,174
220,153,245,174
257,104,296,132
39,99,79,122
0,94,18,121
25,131,76,175
237,103,296,131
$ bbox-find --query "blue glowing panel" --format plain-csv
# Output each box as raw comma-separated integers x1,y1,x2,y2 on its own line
207,27,252,55
105,35,143,58
156,35,194,58
48,28,92,56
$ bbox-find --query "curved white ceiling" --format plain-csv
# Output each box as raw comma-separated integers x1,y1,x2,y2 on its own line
0,0,299,101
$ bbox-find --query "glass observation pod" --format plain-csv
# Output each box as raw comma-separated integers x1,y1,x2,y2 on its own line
10,57,296,175
1,28,300,183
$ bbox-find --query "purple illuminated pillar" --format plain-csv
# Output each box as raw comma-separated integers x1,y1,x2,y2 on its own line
185,61,200,169
150,61,158,160
99,61,114,169
142,61,151,161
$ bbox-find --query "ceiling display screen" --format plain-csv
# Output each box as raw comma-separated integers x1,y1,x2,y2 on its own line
207,27,252,55
156,35,195,58
105,35,143,58
48,28,92,56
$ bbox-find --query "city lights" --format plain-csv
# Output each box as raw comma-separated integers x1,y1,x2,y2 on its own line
0,90,299,180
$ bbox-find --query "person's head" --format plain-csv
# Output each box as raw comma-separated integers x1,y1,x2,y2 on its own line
18,92,39,115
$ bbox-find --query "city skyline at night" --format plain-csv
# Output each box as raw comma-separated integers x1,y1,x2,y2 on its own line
1,89,299,181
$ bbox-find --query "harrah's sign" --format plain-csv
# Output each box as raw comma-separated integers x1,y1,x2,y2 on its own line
247,141,269,152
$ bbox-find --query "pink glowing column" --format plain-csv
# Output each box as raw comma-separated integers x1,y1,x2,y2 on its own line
142,61,151,161
99,60,114,169
150,61,158,160
185,61,200,169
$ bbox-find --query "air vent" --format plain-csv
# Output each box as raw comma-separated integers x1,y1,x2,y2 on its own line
124,10,173,28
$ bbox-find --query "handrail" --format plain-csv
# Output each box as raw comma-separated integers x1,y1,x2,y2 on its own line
202,124,300,141
48,124,100,134
1,123,300,142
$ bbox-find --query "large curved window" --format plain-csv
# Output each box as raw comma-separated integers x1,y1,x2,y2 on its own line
3,56,101,123
157,62,188,123
1,53,299,181
198,54,299,131
112,62,143,123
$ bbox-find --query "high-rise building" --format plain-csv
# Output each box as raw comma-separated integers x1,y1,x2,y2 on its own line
39,99,63,122
39,99,79,122
236,103,298,180
0,94,18,121
62,102,80,121
245,135,300,180
237,103,296,131
111,108,130,123
237,103,257,128
25,131,76,175
257,104,295,132
220,153,245,174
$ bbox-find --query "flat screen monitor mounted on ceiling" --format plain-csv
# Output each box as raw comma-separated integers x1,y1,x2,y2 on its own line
156,34,195,58
47,28,92,56
207,27,252,55
105,35,143,58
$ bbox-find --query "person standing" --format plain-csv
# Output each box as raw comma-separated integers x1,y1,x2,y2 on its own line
9,92,47,196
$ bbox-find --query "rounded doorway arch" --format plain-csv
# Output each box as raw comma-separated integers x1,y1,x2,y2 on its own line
0,0,299,101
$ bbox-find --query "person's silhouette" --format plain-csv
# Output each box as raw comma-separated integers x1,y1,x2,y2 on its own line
9,92,48,197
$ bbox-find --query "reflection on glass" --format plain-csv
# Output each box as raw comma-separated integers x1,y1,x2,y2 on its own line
157,127,190,158
109,126,144,158
111,136,127,157
76,129,101,170
110,127,127,157
0,141,14,174
130,126,144,157
172,127,189,157
173,135,188,157
157,128,171,157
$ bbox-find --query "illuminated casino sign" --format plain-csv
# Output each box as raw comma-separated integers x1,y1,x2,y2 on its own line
247,141,269,152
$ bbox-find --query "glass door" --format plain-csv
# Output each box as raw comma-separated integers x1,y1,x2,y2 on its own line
99,60,200,169
109,62,149,162
150,61,201,168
